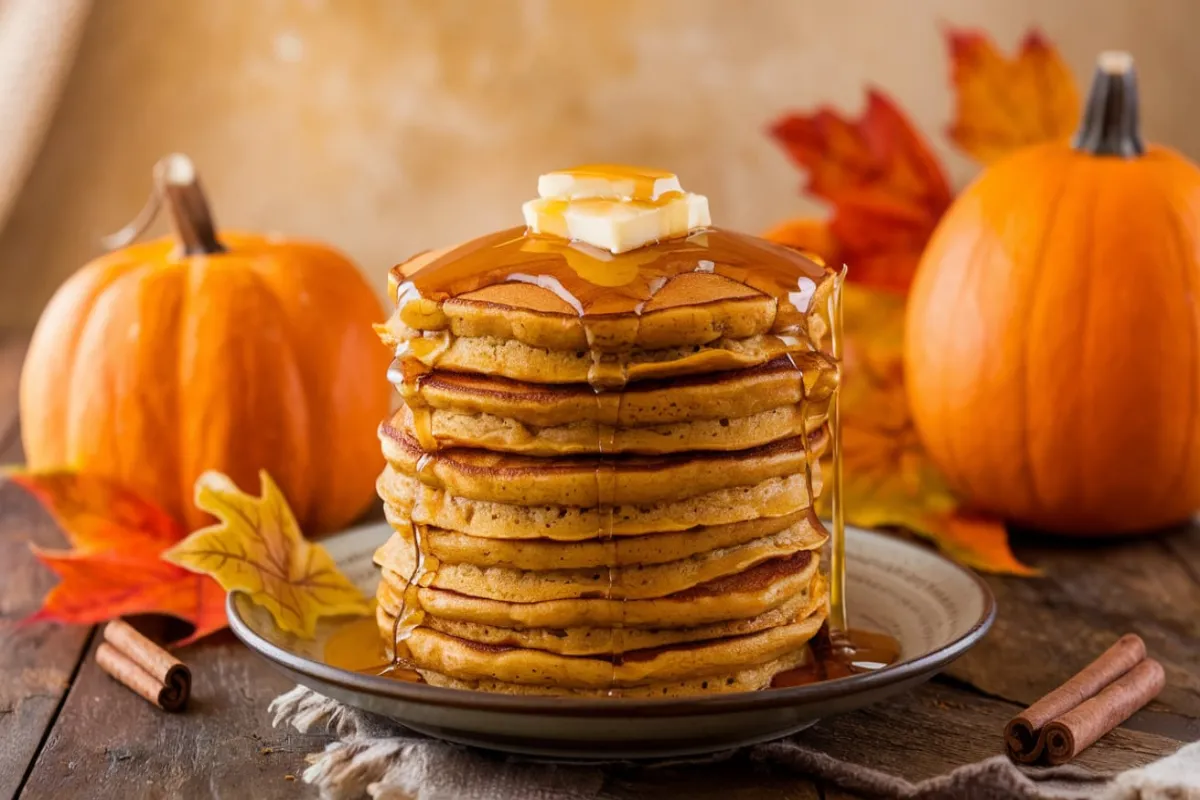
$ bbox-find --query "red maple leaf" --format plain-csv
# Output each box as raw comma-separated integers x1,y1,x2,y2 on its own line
10,471,227,645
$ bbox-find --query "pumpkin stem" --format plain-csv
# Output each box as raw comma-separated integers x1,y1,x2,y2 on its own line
1072,51,1145,158
101,154,226,255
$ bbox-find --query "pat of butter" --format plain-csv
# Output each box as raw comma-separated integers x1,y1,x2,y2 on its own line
523,165,711,254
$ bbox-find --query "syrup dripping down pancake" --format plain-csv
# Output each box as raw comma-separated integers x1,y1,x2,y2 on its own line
382,572,827,658
388,228,836,354
419,649,813,697
389,606,826,691
378,551,819,630
381,506,823,569
374,517,825,603
393,354,837,428
376,465,821,540
379,422,828,507
394,399,827,456
381,329,822,385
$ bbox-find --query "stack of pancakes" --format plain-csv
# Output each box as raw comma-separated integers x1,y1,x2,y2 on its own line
374,229,838,697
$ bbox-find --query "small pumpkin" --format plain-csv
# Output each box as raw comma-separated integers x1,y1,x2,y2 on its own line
904,52,1200,534
20,155,391,533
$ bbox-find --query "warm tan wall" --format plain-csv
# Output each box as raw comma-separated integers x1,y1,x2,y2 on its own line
2,0,1198,327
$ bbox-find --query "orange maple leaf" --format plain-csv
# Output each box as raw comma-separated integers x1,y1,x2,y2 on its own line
946,29,1080,165
9,471,227,644
763,27,1077,575
820,286,1036,575
769,90,952,293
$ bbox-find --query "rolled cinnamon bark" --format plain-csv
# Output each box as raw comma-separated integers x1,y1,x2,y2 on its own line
1004,633,1145,762
1043,658,1165,765
95,620,191,711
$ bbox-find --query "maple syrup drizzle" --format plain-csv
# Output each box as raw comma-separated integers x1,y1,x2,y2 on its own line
325,615,423,682
827,269,849,633
393,227,827,339
376,209,900,691
771,625,902,688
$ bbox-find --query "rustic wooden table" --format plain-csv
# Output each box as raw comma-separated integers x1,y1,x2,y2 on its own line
0,328,1196,799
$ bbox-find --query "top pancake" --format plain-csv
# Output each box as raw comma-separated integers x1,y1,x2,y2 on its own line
386,227,836,354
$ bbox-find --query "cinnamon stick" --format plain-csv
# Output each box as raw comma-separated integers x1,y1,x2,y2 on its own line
1043,658,1165,765
1004,633,1145,762
95,620,191,711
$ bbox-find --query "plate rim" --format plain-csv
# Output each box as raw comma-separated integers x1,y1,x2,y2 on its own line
227,524,996,718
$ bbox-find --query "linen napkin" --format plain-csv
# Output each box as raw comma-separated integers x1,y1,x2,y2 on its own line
270,686,1199,800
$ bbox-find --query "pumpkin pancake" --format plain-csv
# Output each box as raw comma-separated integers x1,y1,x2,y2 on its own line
382,329,817,385
419,648,811,697
381,506,822,569
395,401,827,456
387,573,828,657
394,354,837,428
395,607,826,690
374,519,824,603
376,465,820,540
378,551,819,629
386,231,835,355
380,421,828,507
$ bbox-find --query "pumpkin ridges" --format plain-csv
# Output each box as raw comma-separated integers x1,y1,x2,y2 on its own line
222,254,316,530
1029,159,1099,519
1137,163,1200,516
177,255,313,532
931,189,998,509
243,242,390,533
20,256,147,468
60,263,182,519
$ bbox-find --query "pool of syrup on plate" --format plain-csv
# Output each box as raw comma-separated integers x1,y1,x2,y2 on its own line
358,165,898,692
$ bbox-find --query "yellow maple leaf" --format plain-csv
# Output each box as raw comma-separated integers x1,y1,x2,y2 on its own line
818,285,1037,576
164,470,371,639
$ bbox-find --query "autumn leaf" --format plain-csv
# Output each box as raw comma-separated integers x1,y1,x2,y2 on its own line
8,471,227,644
164,470,370,639
769,90,952,293
946,28,1080,165
817,285,1036,575
762,27,1078,574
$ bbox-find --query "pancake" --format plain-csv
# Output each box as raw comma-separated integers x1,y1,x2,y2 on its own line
397,607,826,690
379,551,819,629
373,213,839,698
383,330,816,385
380,422,828,507
387,235,835,354
395,353,837,429
375,519,824,603
377,466,821,540
419,648,810,697
397,401,826,455
404,573,828,656
383,506,822,569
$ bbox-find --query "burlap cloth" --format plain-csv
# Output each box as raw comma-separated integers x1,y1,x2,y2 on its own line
0,0,92,232
270,686,1199,800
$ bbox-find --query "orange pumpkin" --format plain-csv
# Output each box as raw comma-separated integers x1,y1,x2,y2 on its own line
20,155,391,533
905,53,1200,535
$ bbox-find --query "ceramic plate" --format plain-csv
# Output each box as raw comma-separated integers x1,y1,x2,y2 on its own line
229,522,994,760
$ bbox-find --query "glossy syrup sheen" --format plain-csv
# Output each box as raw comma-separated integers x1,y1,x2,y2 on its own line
374,220,896,695
395,226,828,332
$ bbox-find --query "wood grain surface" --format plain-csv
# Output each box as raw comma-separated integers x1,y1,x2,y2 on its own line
0,327,1194,799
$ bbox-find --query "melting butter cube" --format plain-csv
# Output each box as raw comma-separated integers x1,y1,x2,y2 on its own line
537,165,682,202
524,166,711,254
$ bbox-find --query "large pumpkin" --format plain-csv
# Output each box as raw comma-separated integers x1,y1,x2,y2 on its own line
905,53,1200,535
20,155,391,533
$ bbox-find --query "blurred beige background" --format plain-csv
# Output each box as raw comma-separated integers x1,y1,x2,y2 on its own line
1,0,1197,327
